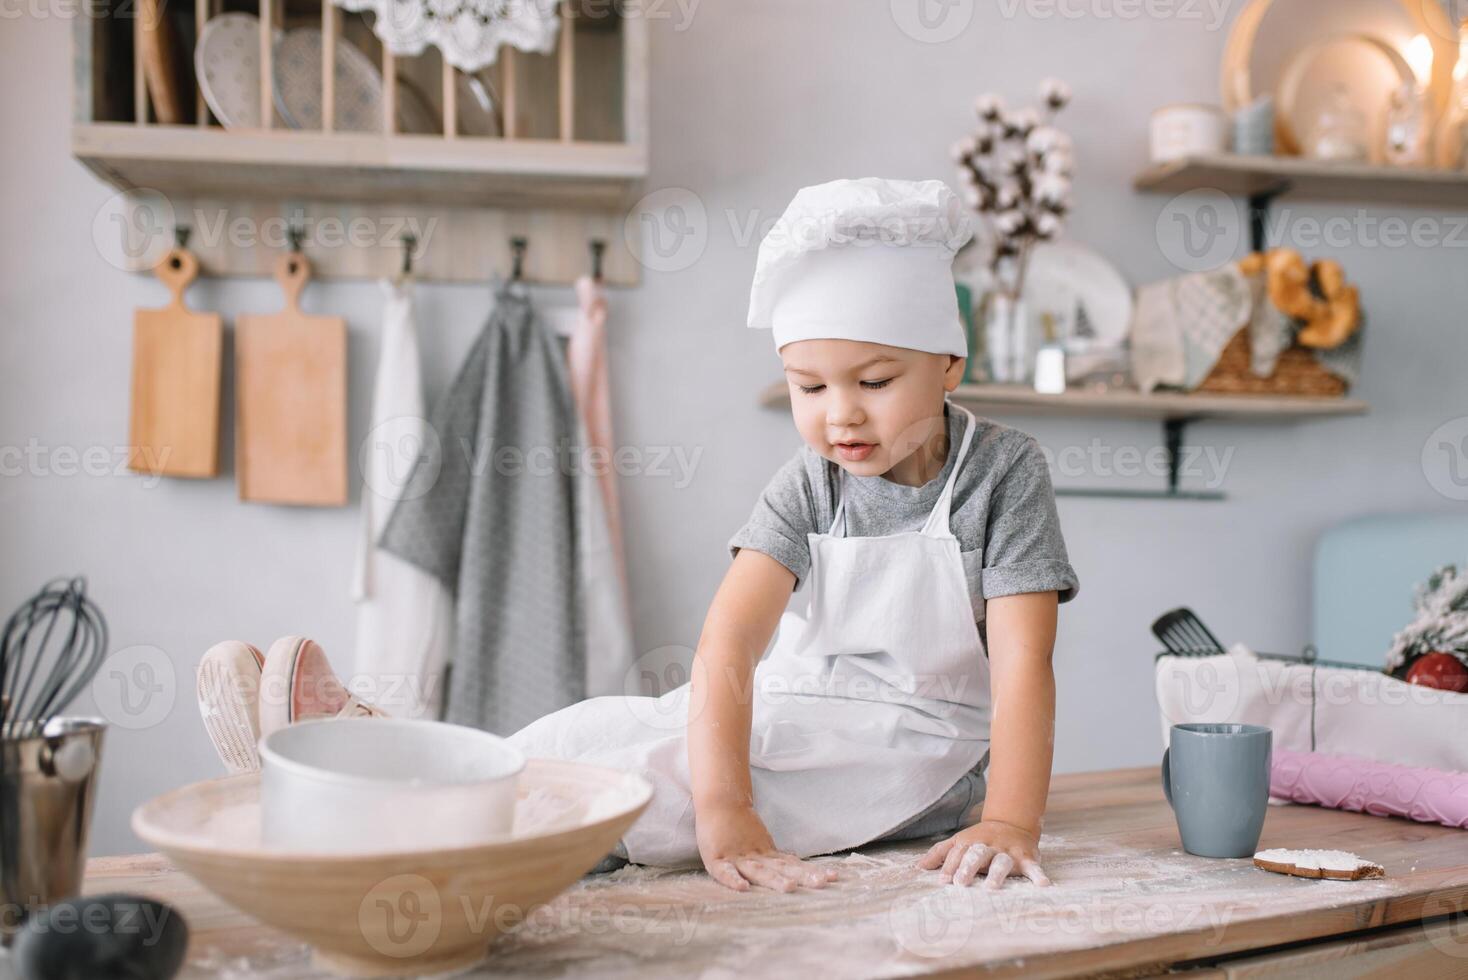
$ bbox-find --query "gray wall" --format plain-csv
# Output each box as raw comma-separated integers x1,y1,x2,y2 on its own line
2,2,1464,857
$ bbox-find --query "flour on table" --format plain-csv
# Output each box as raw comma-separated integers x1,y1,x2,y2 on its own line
513,787,587,836
479,833,1396,979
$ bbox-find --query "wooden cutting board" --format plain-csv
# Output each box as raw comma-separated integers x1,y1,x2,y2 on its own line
128,248,222,478
235,253,347,506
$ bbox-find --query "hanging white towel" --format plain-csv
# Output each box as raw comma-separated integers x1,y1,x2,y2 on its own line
352,278,454,718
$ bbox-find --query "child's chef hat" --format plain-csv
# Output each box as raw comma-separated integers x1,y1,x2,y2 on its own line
747,177,974,356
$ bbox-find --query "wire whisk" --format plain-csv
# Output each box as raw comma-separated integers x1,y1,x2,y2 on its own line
0,577,109,740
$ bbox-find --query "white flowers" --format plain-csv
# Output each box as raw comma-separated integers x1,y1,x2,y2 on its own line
1033,173,1071,208
1384,564,1468,673
1039,77,1071,111
974,93,1005,122
953,76,1076,286
995,210,1026,235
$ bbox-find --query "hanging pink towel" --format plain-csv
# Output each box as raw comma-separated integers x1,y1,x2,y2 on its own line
563,275,636,696
567,274,627,582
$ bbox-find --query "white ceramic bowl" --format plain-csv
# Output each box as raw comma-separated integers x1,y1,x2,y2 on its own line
259,717,524,852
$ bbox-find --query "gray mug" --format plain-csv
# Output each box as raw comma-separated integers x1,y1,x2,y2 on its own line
1161,723,1271,858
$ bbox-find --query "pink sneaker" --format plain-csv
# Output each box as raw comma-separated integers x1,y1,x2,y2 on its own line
196,641,266,774
258,636,388,739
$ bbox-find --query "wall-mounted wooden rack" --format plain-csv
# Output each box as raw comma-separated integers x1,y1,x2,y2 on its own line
73,0,648,285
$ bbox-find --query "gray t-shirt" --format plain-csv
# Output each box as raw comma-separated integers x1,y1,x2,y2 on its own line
728,403,1079,630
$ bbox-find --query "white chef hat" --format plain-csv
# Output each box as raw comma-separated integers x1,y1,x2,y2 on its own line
746,177,974,356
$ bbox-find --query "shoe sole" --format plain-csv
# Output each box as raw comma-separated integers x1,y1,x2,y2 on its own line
261,630,390,739
197,641,265,775
258,635,310,738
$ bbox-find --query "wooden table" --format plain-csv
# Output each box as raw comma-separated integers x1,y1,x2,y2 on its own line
81,767,1468,978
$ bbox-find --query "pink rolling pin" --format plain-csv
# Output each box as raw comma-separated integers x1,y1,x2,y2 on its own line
1270,748,1468,829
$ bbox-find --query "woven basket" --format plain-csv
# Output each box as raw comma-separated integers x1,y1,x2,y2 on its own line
1197,327,1347,397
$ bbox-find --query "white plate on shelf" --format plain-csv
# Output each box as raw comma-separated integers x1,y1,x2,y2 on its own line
394,74,438,134
456,70,502,137
1022,241,1133,349
955,240,1132,344
273,27,384,132
195,13,280,129
384,71,500,136
1219,0,1456,155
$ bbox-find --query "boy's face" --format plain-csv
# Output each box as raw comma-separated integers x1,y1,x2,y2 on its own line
779,339,965,482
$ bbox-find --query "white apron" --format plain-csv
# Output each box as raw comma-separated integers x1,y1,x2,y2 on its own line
508,401,992,867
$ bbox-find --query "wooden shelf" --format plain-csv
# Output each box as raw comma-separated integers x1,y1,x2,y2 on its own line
759,381,1370,423
73,0,649,284
73,124,646,209
1134,153,1468,208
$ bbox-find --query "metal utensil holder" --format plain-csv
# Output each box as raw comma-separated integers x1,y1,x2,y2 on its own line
0,718,106,945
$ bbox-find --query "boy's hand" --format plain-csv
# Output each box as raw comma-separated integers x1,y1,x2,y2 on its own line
696,803,838,893
916,819,1051,889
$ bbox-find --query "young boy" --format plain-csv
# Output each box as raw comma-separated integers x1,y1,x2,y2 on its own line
509,177,1078,892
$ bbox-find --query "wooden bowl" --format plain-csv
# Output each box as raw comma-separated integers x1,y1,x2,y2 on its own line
132,758,652,977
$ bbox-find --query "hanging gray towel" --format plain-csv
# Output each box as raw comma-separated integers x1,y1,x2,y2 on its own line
379,287,586,734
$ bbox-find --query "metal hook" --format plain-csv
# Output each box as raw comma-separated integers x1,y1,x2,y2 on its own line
175,225,191,250
401,234,417,276
589,238,605,282
287,222,305,255
509,236,528,282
